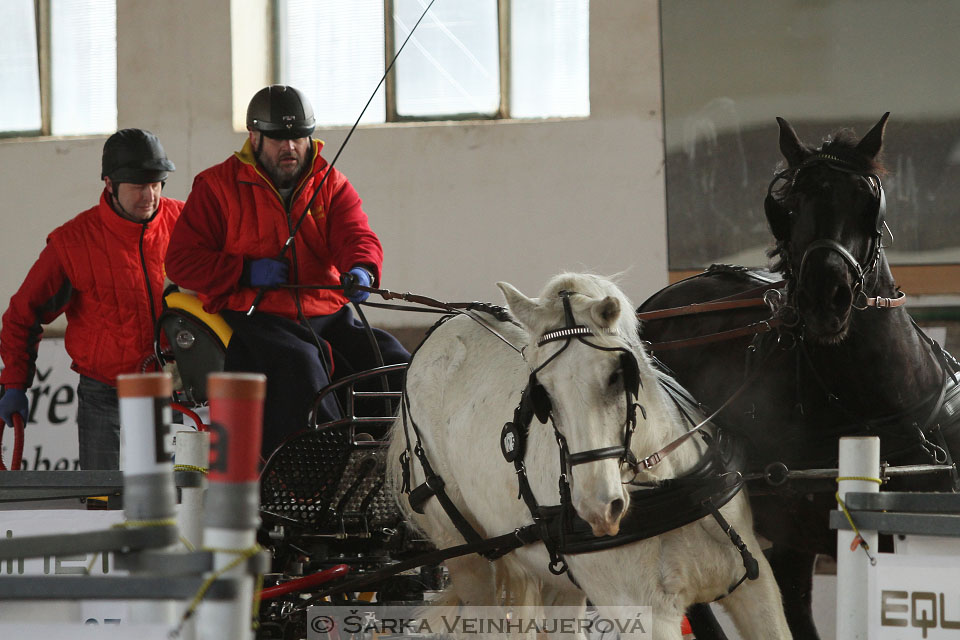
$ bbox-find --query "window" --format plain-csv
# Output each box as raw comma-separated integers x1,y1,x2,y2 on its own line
0,0,117,137
276,0,589,127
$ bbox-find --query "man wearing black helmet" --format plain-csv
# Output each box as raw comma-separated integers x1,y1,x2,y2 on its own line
0,129,183,469
166,85,408,456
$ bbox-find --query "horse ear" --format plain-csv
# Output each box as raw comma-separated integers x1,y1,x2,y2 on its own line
590,296,621,329
498,281,538,327
777,116,811,167
856,112,890,160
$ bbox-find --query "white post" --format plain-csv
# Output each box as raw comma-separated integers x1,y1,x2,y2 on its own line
836,436,880,639
174,428,209,640
175,429,210,550
197,373,266,640
116,372,178,628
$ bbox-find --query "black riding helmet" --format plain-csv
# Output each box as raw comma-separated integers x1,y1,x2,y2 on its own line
246,85,316,140
101,129,175,184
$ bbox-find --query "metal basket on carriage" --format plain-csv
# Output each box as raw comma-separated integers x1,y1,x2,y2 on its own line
259,364,408,544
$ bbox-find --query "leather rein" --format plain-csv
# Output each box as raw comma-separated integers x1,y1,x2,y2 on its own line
638,273,906,354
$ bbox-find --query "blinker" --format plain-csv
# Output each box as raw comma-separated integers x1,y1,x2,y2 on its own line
530,374,552,424
620,353,641,398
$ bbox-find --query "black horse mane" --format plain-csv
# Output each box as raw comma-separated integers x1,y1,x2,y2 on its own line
766,130,887,274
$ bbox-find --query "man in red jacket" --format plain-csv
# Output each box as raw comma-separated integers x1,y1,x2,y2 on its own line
0,129,183,469
165,85,408,456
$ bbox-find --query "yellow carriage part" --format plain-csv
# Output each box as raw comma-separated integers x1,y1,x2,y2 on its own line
163,291,233,348
159,289,233,404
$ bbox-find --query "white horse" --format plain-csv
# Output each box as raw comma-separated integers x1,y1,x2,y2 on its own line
387,273,791,639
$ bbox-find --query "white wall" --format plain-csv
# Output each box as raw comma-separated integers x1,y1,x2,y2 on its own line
0,0,667,332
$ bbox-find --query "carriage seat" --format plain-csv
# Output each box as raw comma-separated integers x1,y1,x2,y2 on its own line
157,286,233,404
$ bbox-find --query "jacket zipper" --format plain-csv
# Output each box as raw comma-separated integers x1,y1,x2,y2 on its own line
139,223,157,350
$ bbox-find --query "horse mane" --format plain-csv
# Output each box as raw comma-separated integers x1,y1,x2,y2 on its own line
766,129,887,274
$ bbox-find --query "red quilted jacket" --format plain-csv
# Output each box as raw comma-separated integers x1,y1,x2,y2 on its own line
0,191,183,388
165,139,383,318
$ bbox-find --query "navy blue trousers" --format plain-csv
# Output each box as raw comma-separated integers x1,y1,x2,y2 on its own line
221,306,409,457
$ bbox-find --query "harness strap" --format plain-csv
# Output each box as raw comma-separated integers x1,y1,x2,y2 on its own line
702,498,760,598
406,441,486,546
636,294,776,322
862,291,907,309
647,317,782,353
628,348,778,475
398,317,488,547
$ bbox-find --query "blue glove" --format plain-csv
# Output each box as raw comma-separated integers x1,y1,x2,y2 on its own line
340,267,372,303
245,258,289,288
0,388,28,426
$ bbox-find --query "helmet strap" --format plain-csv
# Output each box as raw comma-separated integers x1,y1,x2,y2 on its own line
106,182,155,223
253,132,265,164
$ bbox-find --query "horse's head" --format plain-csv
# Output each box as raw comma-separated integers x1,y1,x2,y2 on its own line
765,113,890,344
498,273,643,537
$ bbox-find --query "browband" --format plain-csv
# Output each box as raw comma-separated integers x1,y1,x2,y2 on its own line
537,325,619,346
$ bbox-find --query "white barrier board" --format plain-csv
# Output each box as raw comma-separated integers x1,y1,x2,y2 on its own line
868,553,960,638
0,508,127,625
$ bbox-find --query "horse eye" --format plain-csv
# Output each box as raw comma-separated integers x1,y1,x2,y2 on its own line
608,370,621,387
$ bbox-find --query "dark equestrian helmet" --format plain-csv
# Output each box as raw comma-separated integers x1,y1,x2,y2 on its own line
246,85,316,140
101,129,175,184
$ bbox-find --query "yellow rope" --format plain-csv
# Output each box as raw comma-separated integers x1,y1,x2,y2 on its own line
835,475,883,566
173,464,209,475
113,518,178,529
85,518,179,573
169,544,265,638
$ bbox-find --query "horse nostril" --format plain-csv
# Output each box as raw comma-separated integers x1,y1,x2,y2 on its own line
832,283,852,311
609,498,625,521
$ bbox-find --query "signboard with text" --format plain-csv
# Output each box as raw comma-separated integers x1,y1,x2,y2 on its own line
1,338,80,470
869,553,960,638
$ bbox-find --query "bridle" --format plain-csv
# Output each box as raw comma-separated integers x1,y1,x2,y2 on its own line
514,290,643,471
766,153,905,312
499,289,643,573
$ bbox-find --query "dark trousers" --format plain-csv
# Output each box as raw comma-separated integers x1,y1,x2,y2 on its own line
77,375,121,470
221,306,409,457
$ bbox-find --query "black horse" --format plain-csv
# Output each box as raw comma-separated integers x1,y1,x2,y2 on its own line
638,113,960,639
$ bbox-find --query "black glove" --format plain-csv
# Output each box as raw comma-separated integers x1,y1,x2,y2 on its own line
243,258,289,288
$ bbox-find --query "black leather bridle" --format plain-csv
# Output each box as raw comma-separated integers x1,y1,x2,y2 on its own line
499,290,643,573
766,153,888,311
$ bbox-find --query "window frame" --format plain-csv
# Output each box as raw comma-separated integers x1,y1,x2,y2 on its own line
382,0,510,123
1,0,117,139
0,0,48,138
275,0,587,124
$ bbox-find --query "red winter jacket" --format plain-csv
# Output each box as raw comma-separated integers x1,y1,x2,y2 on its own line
0,192,183,388
164,139,383,318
